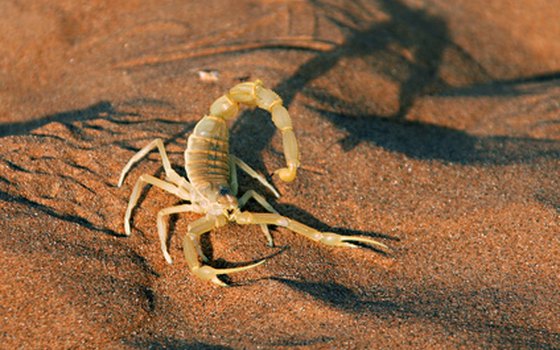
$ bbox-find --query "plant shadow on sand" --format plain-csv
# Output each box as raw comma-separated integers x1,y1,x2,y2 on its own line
0,101,123,137
0,100,195,237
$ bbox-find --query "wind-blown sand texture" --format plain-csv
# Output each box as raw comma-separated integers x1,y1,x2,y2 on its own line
0,1,558,348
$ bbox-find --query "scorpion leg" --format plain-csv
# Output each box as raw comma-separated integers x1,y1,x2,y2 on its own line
236,212,389,251
118,138,193,191
238,190,279,247
184,215,265,286
229,157,276,245
238,190,278,213
157,204,203,264
124,174,191,236
231,155,280,198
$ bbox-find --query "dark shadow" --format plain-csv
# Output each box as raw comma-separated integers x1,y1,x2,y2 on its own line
0,99,188,138
484,71,560,87
311,105,560,164
138,285,157,312
259,336,335,347
270,277,396,310
534,190,560,213
0,190,161,277
272,278,560,349
229,108,278,177
209,246,288,269
120,97,177,110
128,338,232,350
277,0,458,119
436,72,560,97
210,246,289,286
0,189,120,236
228,0,560,167
0,101,120,137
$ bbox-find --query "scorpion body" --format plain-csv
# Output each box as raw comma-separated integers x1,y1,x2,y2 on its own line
118,80,387,286
185,115,231,192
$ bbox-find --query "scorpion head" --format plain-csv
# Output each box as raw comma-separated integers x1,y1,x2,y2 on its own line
217,186,240,220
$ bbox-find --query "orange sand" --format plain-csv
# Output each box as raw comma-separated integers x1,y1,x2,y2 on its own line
1,1,558,348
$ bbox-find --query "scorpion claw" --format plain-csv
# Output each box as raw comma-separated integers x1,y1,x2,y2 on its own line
192,259,266,286
344,236,390,250
321,233,389,251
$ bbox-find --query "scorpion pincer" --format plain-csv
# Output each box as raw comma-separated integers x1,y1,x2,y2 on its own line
118,79,388,286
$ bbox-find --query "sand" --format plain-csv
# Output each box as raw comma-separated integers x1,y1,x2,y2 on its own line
0,0,559,349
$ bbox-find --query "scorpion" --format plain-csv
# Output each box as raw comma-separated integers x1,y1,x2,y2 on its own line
118,80,388,286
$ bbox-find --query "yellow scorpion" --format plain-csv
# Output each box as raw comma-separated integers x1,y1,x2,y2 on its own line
118,80,388,286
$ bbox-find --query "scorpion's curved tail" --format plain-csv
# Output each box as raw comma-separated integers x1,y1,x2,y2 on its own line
207,80,300,182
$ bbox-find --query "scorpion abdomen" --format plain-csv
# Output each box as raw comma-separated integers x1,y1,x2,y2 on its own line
185,115,230,191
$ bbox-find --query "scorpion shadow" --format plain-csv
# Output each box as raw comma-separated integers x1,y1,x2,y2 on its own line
270,278,560,349
309,103,560,164
230,0,560,169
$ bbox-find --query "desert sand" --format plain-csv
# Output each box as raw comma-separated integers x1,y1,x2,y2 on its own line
0,0,559,349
